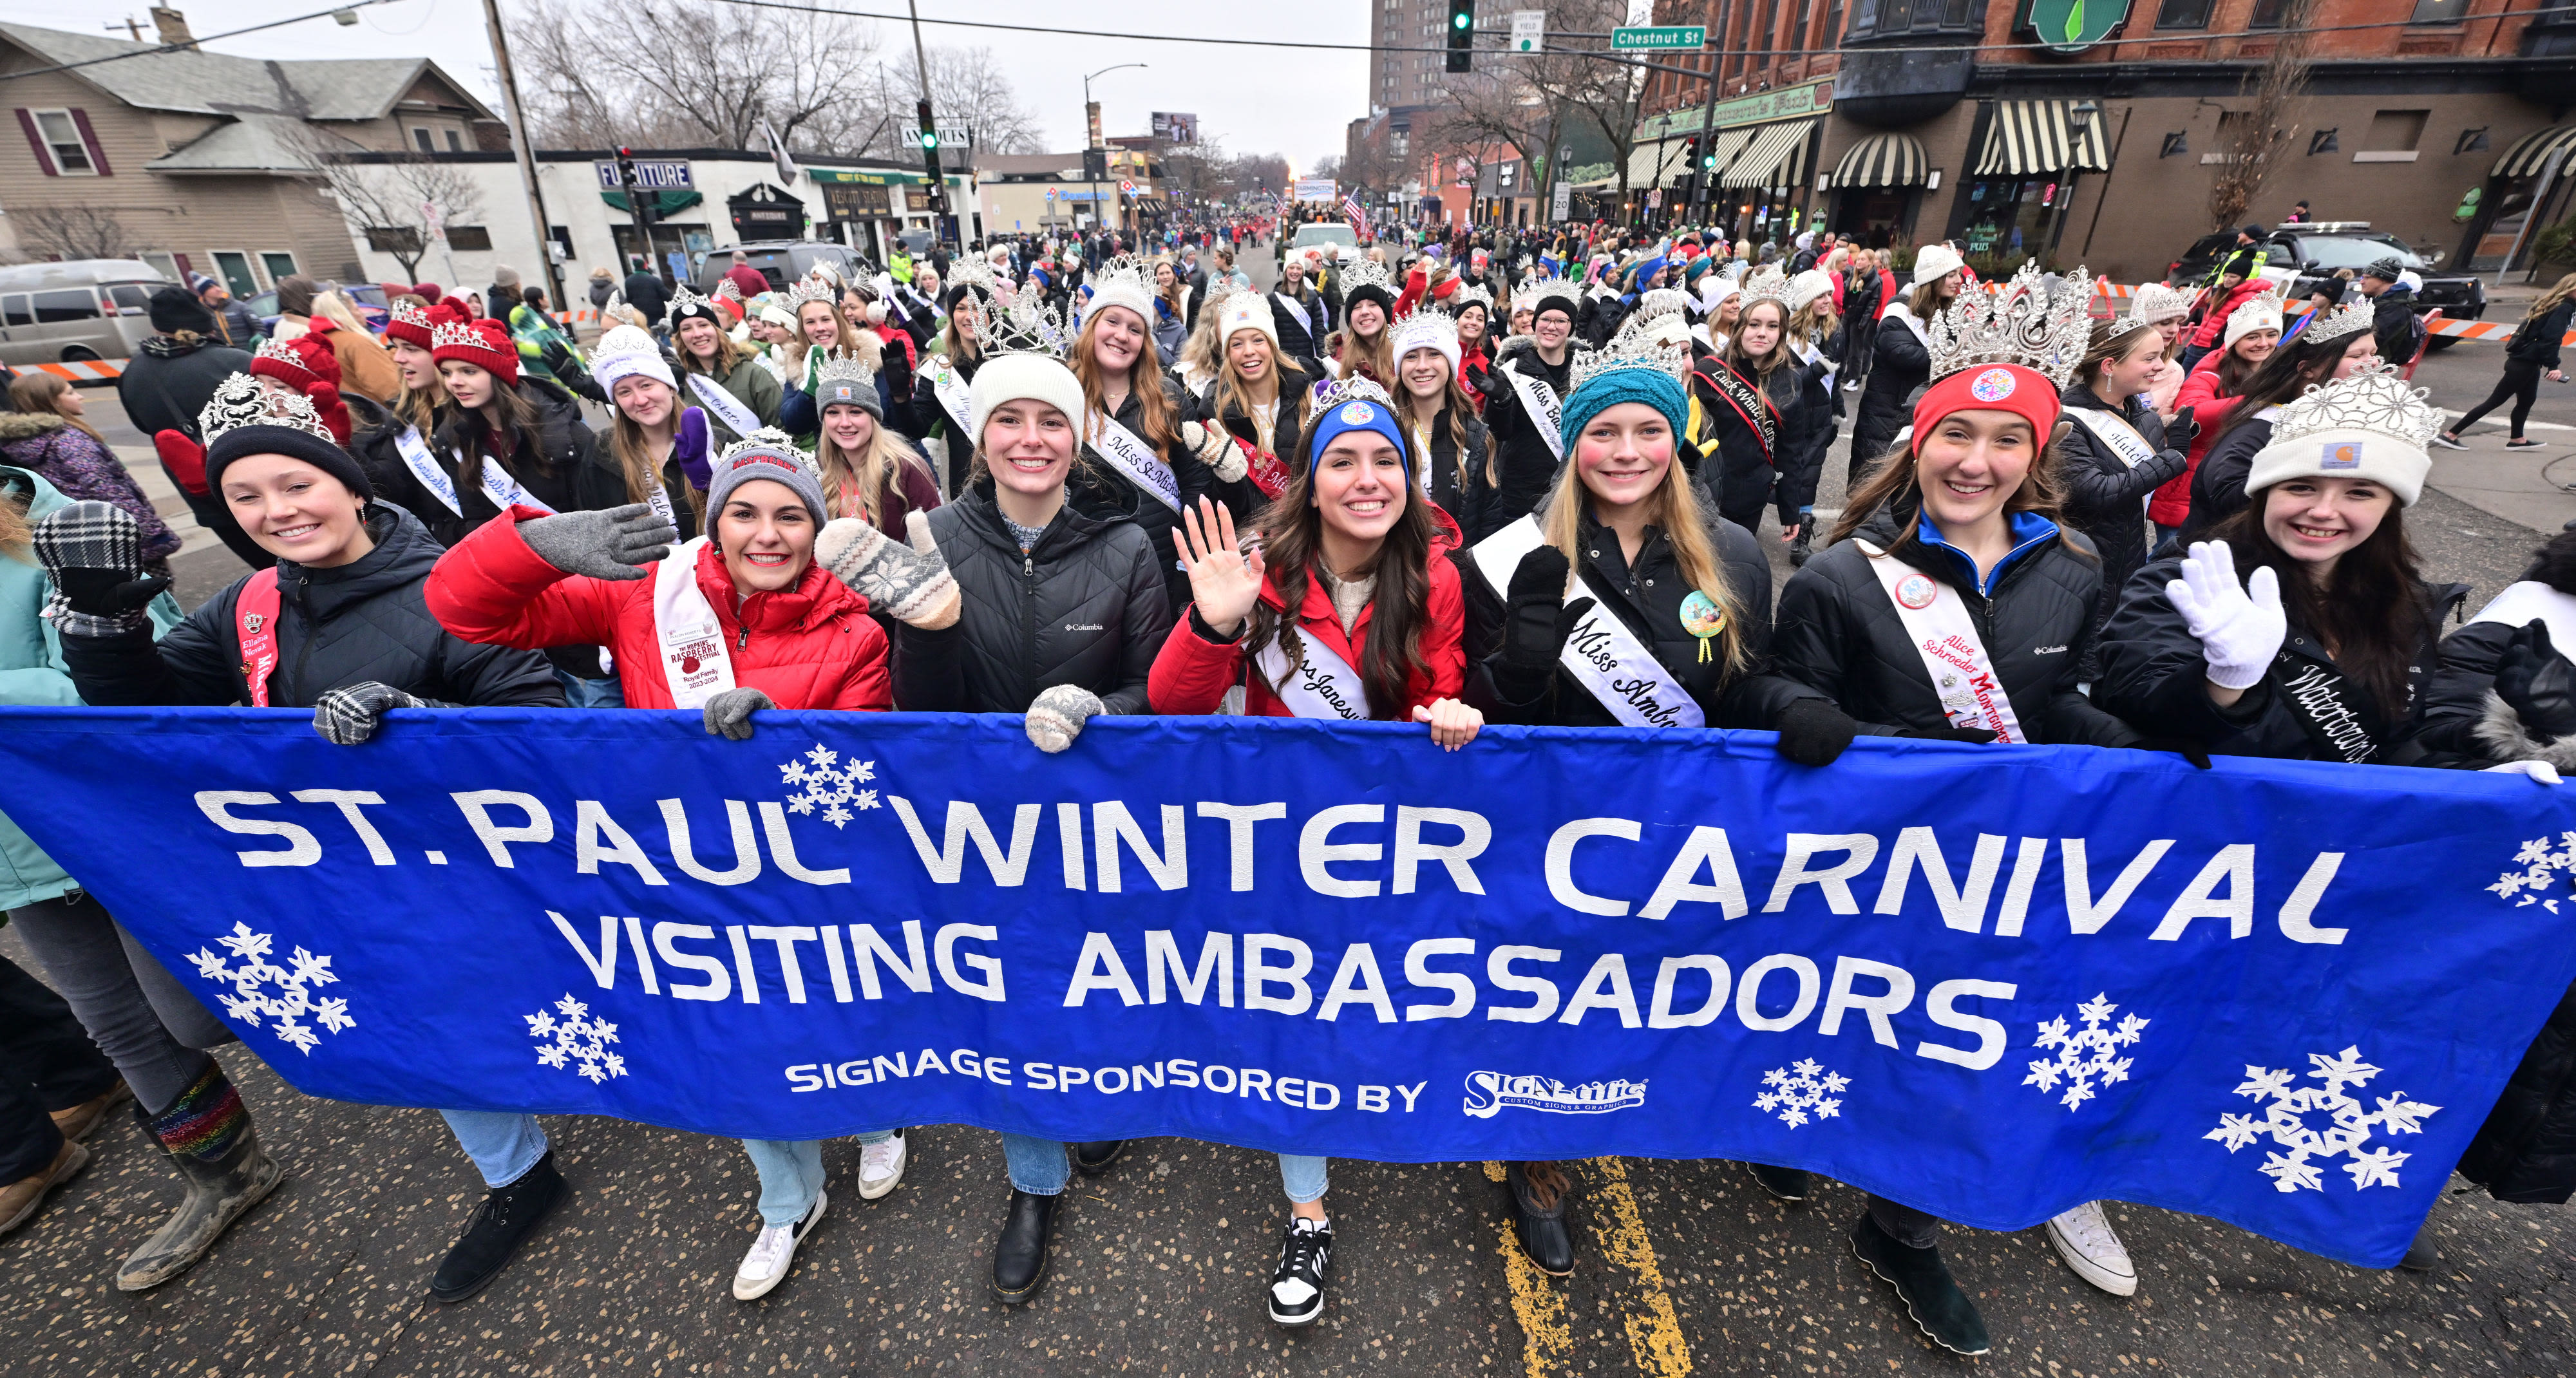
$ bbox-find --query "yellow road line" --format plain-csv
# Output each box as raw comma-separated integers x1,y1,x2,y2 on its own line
1485,1161,1575,1378
1585,1157,1694,1377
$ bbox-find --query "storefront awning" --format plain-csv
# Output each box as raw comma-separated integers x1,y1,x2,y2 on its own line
602,189,704,216
1719,120,1815,190
1832,132,1929,189
2494,124,2576,179
1974,100,2110,176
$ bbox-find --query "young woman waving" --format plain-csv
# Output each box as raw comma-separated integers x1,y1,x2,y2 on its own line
2180,301,2381,543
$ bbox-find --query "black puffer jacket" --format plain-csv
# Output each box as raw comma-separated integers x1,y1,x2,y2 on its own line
2460,980,2576,1204
2095,553,2469,763
2507,299,2574,370
118,333,267,568
2416,559,2576,766
1269,290,1329,361
1693,356,1826,536
1772,509,2141,746
1850,307,1929,481
2056,384,2187,673
2179,407,2278,545
1484,341,1571,534
1417,404,1493,544
895,478,1171,715
62,504,564,711
1773,334,1844,525
1474,507,1820,730
1083,376,1213,612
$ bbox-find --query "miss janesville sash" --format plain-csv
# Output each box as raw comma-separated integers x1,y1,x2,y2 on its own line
1087,413,1184,515
1506,361,1566,464
650,538,735,710
683,372,763,440
1472,517,1705,731
1696,361,1776,464
1253,630,1370,721
920,355,974,435
392,426,460,516
1855,539,2025,744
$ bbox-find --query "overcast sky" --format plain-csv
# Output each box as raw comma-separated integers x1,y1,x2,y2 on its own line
24,0,1368,172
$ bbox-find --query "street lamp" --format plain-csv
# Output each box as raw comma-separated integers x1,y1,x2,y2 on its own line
1083,62,1146,240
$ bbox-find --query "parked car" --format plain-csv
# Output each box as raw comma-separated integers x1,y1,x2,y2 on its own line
0,259,175,366
247,283,391,339
691,241,872,296
2165,223,2484,346
1278,222,1359,267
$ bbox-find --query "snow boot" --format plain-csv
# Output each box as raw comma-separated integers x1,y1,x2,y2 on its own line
117,1061,283,1292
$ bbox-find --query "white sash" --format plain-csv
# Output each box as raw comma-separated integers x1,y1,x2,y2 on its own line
1882,300,1929,348
683,372,762,440
1253,630,1370,721
1087,413,1184,515
1793,339,1837,381
478,455,554,515
922,355,974,435
1854,538,2025,745
1505,360,1566,464
392,426,461,516
1272,292,1314,339
2067,407,2161,470
650,537,735,709
642,466,677,531
1471,516,1705,730
2472,581,2576,653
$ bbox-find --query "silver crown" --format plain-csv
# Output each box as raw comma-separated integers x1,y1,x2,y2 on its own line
784,277,839,310
715,425,823,477
2228,281,2287,328
198,372,336,446
1567,309,1692,393
1636,287,1691,321
2300,296,2376,348
2268,360,2443,452
1084,254,1159,322
430,318,496,353
2126,281,2193,326
1451,281,1494,314
1736,265,1792,312
1310,374,1396,413
1926,261,2095,388
1338,255,1393,297
1390,305,1457,361
1513,276,1576,315
667,282,717,319
945,257,997,299
972,283,1071,359
815,346,878,389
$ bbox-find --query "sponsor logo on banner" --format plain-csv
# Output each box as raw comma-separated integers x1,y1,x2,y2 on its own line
1463,1071,1649,1118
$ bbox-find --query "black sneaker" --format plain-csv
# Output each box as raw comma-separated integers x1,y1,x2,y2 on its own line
1747,1162,1810,1202
1849,1211,1989,1356
1267,1216,1334,1326
1072,1140,1126,1175
990,1189,1057,1303
430,1150,567,1304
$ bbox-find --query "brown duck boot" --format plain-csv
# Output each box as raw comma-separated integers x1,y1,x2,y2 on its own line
116,1062,283,1292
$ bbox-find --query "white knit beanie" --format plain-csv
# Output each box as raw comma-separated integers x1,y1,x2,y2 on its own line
1215,290,1277,350
969,352,1089,449
589,324,674,393
2224,285,2286,348
2242,363,2439,507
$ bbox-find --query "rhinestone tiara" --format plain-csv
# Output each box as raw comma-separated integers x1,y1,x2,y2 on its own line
815,345,877,388
2268,360,2443,451
1310,374,1396,413
945,257,997,298
252,335,316,372
1567,309,1692,393
2126,281,2193,326
2228,281,2287,327
784,278,839,310
1338,256,1393,297
1927,261,2095,388
198,372,337,446
1390,306,1457,360
1083,254,1159,326
1451,281,1494,314
2300,296,2376,348
972,282,1071,359
430,318,498,352
1736,265,1792,312
1636,287,1691,321
1512,276,1577,314
388,297,433,330
715,425,823,475
668,282,715,318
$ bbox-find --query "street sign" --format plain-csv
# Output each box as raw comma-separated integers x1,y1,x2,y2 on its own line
1610,24,1705,49
1551,182,1571,220
902,127,973,150
593,159,692,190
1510,10,1545,52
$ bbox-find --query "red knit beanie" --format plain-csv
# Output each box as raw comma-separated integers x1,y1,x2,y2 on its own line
1909,364,2062,450
248,334,342,392
432,317,520,387
384,297,468,350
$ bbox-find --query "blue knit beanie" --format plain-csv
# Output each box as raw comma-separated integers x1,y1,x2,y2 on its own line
1560,366,1690,453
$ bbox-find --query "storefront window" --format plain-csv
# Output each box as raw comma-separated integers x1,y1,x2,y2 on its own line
1960,176,2078,272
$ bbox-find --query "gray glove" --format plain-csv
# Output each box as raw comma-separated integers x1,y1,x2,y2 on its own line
1025,683,1104,754
516,503,677,581
313,682,446,745
702,686,774,741
816,511,961,628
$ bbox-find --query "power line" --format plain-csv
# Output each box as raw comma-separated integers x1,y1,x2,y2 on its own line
0,0,406,83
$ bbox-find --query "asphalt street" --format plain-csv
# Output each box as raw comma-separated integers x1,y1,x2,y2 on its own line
6,264,2576,1376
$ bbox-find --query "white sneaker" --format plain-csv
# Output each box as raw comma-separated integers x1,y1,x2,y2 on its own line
858,1130,909,1200
2044,1201,2137,1296
732,1186,826,1301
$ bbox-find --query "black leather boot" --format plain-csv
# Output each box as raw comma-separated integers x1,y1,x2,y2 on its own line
1071,1140,1126,1175
991,1188,1059,1302
1505,1160,1577,1276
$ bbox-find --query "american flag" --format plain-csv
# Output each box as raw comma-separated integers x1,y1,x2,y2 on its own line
1342,193,1368,240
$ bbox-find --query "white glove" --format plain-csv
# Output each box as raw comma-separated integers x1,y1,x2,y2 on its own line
1183,420,1249,483
2164,541,2286,691
1025,683,1103,754
2485,759,2564,784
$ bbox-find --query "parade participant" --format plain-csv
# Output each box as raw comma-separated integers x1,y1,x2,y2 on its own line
874,290,1170,1305
1150,257,1193,361
424,429,916,1299
1849,243,1964,482
1070,256,1235,609
589,325,714,540
1695,276,1745,354
2054,309,2192,670
37,377,568,1303
1387,307,1491,534
1331,257,1399,384
2152,285,2280,543
1693,268,1825,538
3,374,180,578
1452,285,1495,408
2125,282,2196,419
668,283,784,448
808,348,940,535
780,279,864,437
2181,299,2380,542
2436,272,2573,451
1270,254,1331,361
1485,277,1582,533
1508,299,1536,341
1199,288,1315,517
911,263,1000,494
1838,253,1881,393
1766,266,2175,1355
1775,269,1843,567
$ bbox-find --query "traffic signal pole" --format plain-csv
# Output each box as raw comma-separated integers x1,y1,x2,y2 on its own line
1686,71,1721,226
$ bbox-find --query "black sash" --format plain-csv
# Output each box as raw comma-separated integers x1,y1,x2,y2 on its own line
1696,363,1776,464
2272,654,2384,764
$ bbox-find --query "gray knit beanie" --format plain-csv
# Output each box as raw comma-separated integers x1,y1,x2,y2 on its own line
706,429,827,525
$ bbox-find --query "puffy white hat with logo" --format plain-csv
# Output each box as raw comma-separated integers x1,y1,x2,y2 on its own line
1390,306,1461,372
2244,361,2442,507
1213,286,1276,348
2223,283,2286,347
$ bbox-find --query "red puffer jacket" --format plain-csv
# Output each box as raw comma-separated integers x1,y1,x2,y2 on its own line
424,505,891,711
1148,551,1466,719
2187,279,2269,350
2148,352,2248,527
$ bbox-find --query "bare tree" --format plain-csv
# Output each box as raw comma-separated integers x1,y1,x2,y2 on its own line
506,0,879,151
1231,152,1292,196
899,47,1042,157
285,125,488,286
15,205,129,260
2206,8,2316,232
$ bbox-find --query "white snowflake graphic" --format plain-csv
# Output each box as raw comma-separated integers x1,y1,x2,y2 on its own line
2023,992,2150,1111
1753,1059,1850,1128
182,921,354,1055
2204,1045,2441,1193
525,994,628,1084
2490,830,2576,912
778,742,881,829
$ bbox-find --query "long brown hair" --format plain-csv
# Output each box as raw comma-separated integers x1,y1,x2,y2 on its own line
1072,308,1179,450
1828,425,2085,560
674,323,759,381
795,300,864,383
815,404,934,528
8,374,104,446
1391,348,1478,467
433,375,544,493
2204,328,2370,456
1213,339,1312,455
1246,429,1441,718
1906,275,1953,323
1333,319,1396,387
1535,439,1747,675
2208,493,2427,717
606,384,706,528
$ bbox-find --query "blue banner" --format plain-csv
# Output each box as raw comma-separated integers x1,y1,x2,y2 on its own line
5,706,2573,1269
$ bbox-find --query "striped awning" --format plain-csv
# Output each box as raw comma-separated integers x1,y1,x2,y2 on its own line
2494,124,2576,179
1832,132,1929,189
1720,120,1815,190
1973,100,2112,176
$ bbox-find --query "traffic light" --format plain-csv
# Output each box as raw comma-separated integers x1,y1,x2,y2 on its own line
1446,0,1475,73
1702,142,1720,172
615,146,654,225
1681,136,1700,173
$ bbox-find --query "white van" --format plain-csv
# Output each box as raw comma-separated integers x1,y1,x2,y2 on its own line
0,259,176,366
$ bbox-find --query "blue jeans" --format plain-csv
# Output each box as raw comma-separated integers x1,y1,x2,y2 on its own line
554,669,625,709
1278,1153,1329,1205
440,1109,548,1189
742,1131,893,1226
1000,1136,1327,1203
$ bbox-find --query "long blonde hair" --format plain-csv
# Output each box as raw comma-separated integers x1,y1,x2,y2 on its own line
311,289,370,337
2526,272,2576,326
1072,308,1179,450
795,300,865,382
607,387,706,528
0,473,31,562
815,406,933,527
8,374,104,445
1536,444,1746,675
1213,334,1312,455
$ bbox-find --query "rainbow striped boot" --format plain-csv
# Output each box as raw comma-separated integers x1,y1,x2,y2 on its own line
115,1061,283,1292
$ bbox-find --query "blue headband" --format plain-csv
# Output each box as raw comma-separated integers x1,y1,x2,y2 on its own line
1307,394,1411,473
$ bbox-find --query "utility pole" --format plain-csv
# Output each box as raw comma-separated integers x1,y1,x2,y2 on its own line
480,0,565,312
905,0,946,245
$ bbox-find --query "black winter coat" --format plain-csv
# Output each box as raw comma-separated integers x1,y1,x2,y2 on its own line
62,504,564,711
117,333,266,568
1416,404,1493,544
2416,577,2574,766
2507,299,2575,371
2095,553,2468,763
2055,384,2187,673
1771,509,2142,746
2179,409,2277,545
1081,376,1213,611
1850,308,1929,478
1692,356,1826,536
1200,361,1322,516
2371,284,2420,367
1483,341,1570,535
906,350,982,495
1269,290,1329,360
894,480,1171,716
2460,979,2576,1204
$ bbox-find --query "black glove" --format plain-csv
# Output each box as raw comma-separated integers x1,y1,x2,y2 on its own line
1495,545,1592,696
1895,723,1998,744
2130,734,2215,769
2167,405,2199,451
2496,620,2576,741
1774,697,1859,767
32,501,168,628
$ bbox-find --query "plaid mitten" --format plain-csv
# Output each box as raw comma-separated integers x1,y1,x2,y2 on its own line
312,681,451,745
33,500,169,636
816,511,961,629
